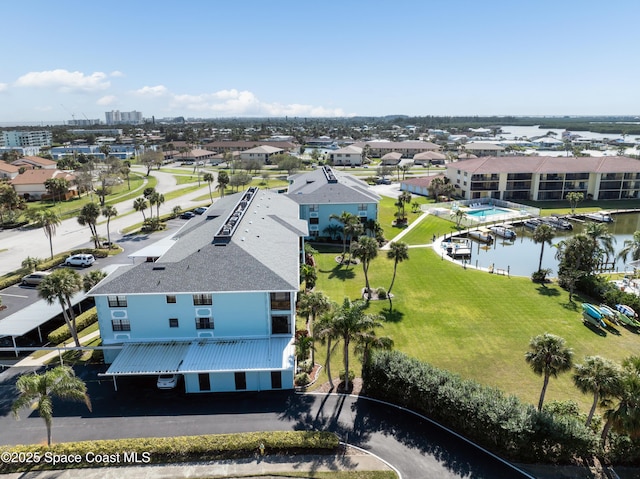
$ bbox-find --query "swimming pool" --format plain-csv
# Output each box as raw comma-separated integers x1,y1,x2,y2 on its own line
466,207,513,217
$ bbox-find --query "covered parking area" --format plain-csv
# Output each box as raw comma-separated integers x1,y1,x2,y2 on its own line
0,291,87,357
99,337,295,393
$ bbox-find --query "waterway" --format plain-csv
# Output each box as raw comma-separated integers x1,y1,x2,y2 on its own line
447,212,640,277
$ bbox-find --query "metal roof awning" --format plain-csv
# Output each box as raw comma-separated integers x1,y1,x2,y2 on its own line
101,337,295,377
0,291,86,338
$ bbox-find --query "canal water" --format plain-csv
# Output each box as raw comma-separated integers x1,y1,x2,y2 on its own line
448,212,640,277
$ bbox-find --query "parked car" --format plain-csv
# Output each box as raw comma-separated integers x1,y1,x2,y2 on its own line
64,254,95,267
21,271,51,286
157,374,179,390
180,211,196,219
193,207,208,215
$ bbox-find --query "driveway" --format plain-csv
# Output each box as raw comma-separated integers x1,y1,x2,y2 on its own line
0,366,531,479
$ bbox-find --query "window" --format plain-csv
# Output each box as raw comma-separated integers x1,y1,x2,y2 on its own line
111,319,130,331
271,371,282,389
192,293,212,305
166,295,176,304
309,204,319,212
235,372,247,390
195,317,213,329
169,318,179,328
198,373,210,391
271,315,291,334
270,292,291,310
309,217,319,225
107,295,127,308
358,203,367,211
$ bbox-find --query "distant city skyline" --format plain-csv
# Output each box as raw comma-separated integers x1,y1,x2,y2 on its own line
1,0,639,123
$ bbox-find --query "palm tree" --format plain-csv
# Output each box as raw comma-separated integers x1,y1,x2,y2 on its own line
329,211,359,264
38,269,83,347
101,205,117,249
133,197,147,221
77,202,101,249
322,224,342,241
524,333,574,411
618,230,640,264
601,369,640,445
298,291,331,365
155,193,165,218
532,223,555,272
28,209,61,259
314,309,339,389
203,172,215,202
572,356,622,427
354,330,393,379
386,241,409,310
300,263,317,291
82,269,107,293
148,192,158,219
11,365,91,446
21,256,43,272
351,236,378,299
450,208,466,228
331,298,384,392
584,221,616,263
217,170,229,197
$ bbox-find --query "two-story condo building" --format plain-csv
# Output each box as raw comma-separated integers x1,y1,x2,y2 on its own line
286,166,380,239
89,187,308,393
447,156,640,201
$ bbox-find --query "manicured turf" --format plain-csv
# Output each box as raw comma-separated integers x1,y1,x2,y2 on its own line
313,242,640,412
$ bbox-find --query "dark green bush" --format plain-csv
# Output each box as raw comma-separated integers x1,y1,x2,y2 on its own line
0,431,339,473
295,372,310,386
364,350,597,463
47,308,98,344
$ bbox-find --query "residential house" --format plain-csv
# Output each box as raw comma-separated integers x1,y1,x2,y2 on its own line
203,141,297,154
11,156,57,170
380,152,403,166
413,151,447,165
0,163,20,180
447,156,640,201
460,143,506,157
330,145,364,166
399,174,446,197
286,166,380,239
239,145,284,164
89,187,308,393
10,169,77,200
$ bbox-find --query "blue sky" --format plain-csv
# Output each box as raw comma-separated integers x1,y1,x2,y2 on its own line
1,0,639,123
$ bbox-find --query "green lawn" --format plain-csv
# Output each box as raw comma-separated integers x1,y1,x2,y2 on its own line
312,245,640,411
398,214,457,245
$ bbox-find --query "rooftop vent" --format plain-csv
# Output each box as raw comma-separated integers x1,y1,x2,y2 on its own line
213,186,259,245
322,166,338,184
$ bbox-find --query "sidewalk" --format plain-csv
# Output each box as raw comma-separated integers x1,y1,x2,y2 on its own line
13,330,102,368
1,449,395,478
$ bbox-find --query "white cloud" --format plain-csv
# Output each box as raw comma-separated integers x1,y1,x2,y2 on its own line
0,83,8,92
110,70,124,77
134,85,168,97
97,95,117,106
15,69,110,92
167,88,349,117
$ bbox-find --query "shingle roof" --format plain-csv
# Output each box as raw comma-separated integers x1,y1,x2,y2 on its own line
241,145,283,154
450,156,640,174
90,190,308,296
286,167,380,205
11,156,56,167
413,151,446,160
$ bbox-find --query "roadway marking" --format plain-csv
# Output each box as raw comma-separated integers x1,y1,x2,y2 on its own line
0,292,29,298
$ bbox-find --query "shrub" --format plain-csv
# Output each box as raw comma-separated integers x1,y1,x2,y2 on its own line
0,431,339,473
47,308,98,344
531,268,552,283
376,287,387,299
364,350,597,463
339,369,355,384
298,359,313,373
295,372,310,386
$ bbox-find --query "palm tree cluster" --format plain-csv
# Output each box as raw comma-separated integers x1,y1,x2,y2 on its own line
132,187,165,231
304,295,392,392
526,332,640,446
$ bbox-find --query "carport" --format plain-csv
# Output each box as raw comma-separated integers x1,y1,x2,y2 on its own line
0,291,87,356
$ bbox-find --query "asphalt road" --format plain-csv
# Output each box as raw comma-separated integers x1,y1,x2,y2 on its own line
0,366,532,479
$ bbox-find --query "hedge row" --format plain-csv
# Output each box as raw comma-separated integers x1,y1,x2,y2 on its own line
363,350,596,463
47,308,98,344
0,248,110,290
0,431,339,473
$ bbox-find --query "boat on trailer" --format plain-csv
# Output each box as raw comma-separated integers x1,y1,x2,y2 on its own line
581,303,607,328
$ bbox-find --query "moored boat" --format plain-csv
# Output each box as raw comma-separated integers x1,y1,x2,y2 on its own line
467,230,494,244
585,211,614,223
443,238,472,258
523,218,542,230
488,225,517,240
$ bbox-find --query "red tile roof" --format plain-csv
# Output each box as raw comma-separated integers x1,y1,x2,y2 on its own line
10,169,75,185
